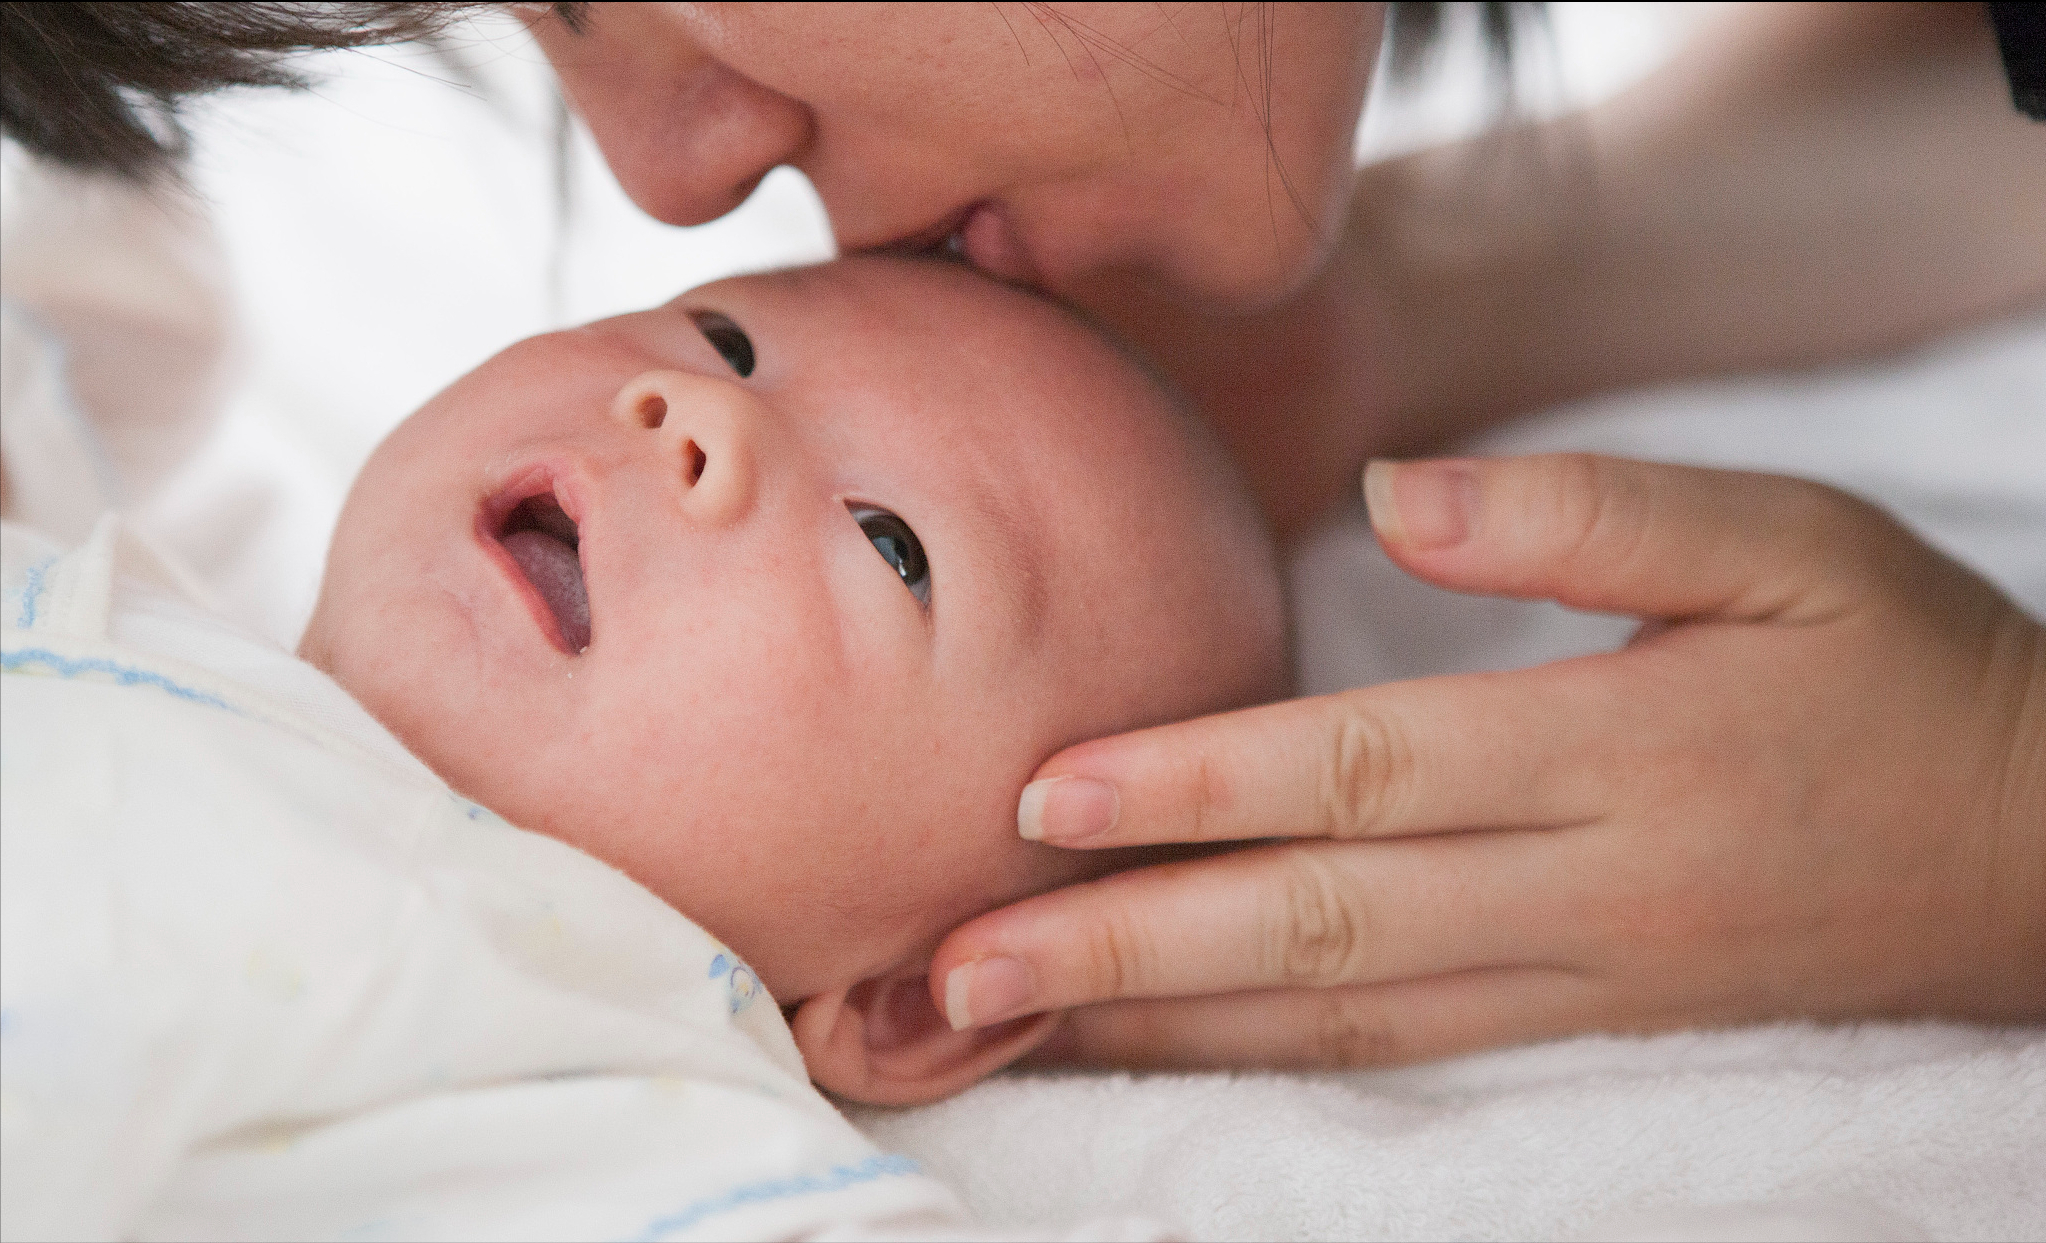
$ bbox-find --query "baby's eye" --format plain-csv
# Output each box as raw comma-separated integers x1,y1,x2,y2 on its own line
688,310,755,377
848,504,930,607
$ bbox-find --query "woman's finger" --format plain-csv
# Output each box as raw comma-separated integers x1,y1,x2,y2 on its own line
935,827,1596,1031
1020,660,1616,848
1018,453,1945,854
1363,452,1923,622
1023,965,1610,1071
1018,455,1921,853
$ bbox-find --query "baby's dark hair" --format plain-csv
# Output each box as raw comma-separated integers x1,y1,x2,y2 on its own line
2,2,1534,181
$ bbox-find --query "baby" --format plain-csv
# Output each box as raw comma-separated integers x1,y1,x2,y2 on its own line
4,244,1280,1238
301,254,1285,1103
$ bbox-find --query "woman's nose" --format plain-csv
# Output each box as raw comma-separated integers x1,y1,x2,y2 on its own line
536,7,811,227
608,369,759,525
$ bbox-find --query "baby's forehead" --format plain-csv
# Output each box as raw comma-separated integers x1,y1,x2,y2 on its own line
697,264,1222,589
693,258,1117,370
626,262,1181,474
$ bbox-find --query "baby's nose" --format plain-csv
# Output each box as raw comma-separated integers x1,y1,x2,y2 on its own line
608,369,758,525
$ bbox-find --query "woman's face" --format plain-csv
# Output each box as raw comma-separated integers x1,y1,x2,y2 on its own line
529,2,1381,308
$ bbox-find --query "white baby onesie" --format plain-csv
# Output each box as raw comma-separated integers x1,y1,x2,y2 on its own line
0,515,976,1241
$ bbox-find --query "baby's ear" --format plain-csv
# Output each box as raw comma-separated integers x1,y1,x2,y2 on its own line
790,971,1058,1106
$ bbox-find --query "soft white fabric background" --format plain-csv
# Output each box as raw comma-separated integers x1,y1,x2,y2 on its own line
850,1022,2042,1241
7,5,2039,1239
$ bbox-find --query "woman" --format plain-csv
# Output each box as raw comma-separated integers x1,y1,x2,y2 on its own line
6,1,2043,1067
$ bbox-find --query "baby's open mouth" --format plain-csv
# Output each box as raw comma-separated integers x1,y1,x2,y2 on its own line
497,492,590,653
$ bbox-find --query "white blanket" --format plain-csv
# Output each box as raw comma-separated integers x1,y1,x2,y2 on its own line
851,1023,2042,1240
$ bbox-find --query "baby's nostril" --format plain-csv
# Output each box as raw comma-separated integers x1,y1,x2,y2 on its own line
684,441,706,485
637,395,667,429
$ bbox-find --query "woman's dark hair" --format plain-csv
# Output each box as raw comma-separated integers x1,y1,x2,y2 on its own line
1387,1,1537,93
0,1,585,179
1,1,1529,182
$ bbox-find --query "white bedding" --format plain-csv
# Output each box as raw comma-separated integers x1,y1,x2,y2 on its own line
3,7,2039,1239
850,1022,2042,1240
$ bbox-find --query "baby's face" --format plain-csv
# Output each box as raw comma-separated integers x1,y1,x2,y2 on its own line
304,258,1280,1006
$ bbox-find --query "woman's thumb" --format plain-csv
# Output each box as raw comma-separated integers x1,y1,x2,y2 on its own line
1361,453,1909,623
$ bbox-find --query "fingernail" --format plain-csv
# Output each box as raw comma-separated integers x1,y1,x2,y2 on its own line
1363,459,1479,551
943,956,1034,1030
1017,776,1120,843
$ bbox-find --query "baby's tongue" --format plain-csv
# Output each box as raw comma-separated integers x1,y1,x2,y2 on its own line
503,529,591,652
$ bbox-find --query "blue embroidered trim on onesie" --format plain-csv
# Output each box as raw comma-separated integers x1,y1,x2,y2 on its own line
626,1153,923,1241
8,557,57,628
2,647,234,711
707,953,761,1015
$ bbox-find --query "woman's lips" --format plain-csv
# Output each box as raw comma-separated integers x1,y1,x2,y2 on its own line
882,202,1041,287
956,202,1040,286
883,205,973,256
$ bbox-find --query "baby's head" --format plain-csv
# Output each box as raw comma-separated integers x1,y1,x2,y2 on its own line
303,257,1283,1102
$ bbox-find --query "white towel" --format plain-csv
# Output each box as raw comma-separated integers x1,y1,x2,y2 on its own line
850,1023,2043,1240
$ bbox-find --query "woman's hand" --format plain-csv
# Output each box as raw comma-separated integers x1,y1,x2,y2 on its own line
930,454,2046,1067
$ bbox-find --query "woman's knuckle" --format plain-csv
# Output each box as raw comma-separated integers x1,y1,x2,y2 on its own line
1766,475,1921,599
1269,848,1369,985
1539,454,1611,528
1184,749,1230,841
1547,451,1610,498
1084,907,1157,999
1320,706,1408,837
1566,457,1655,575
1506,455,1641,591
1310,993,1403,1067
